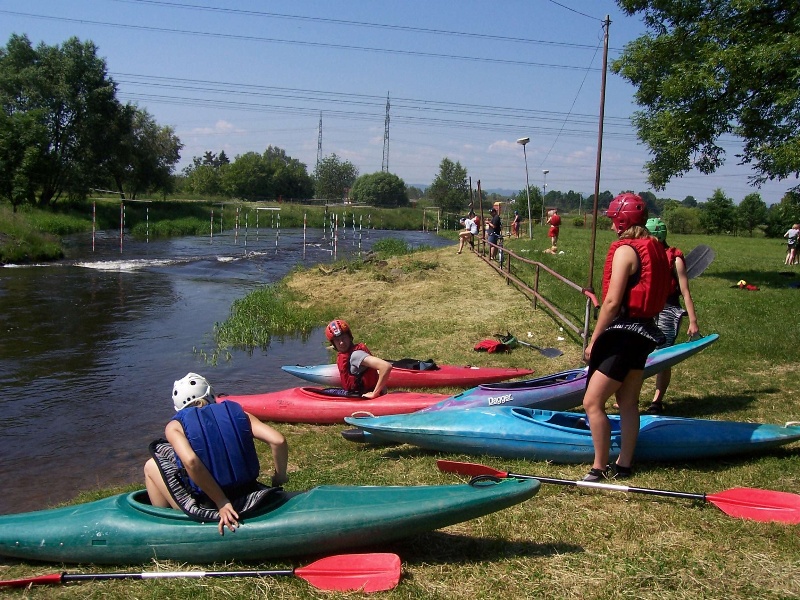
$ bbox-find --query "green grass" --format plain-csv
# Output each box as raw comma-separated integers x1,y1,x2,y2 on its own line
0,205,65,262
2,222,799,599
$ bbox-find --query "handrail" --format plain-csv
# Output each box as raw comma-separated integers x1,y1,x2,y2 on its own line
475,236,599,351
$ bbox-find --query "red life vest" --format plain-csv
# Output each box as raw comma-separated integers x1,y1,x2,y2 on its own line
549,214,561,226
601,237,670,319
336,342,379,393
665,246,685,297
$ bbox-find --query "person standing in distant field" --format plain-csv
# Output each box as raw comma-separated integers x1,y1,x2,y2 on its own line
581,193,670,482
785,223,799,265
511,211,522,238
643,218,700,415
487,207,502,260
546,209,561,251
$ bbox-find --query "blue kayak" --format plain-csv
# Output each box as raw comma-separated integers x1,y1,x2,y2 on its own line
414,334,717,414
344,406,800,463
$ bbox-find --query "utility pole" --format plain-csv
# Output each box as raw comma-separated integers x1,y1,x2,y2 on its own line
382,93,390,172
316,112,323,172
584,14,611,354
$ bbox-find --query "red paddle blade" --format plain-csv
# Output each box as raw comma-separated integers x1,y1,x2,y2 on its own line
707,488,800,524
437,459,508,479
295,553,401,592
0,573,64,588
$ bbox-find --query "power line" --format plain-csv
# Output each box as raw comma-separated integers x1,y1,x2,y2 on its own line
0,10,606,72
111,0,618,51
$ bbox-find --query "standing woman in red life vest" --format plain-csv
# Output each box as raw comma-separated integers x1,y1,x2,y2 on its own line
546,209,561,249
144,373,289,535
326,319,393,399
581,194,670,482
643,217,700,415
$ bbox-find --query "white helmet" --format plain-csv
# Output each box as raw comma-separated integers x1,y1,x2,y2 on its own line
172,372,216,411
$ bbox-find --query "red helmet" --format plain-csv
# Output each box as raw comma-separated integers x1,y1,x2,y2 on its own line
325,319,351,341
607,193,648,234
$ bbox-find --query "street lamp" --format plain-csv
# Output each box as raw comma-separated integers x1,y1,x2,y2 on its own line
542,169,549,226
516,137,532,239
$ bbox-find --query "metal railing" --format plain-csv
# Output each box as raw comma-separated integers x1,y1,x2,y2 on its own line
475,235,599,351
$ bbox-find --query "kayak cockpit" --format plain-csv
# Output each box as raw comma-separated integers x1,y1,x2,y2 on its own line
125,489,295,521
456,369,587,395
509,408,622,434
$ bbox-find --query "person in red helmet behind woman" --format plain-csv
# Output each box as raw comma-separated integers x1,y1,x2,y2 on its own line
326,319,393,399
581,193,671,482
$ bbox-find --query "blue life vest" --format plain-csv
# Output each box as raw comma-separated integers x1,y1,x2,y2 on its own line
172,401,261,496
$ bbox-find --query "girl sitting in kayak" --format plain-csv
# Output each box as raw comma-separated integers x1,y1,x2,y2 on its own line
144,373,289,535
326,319,393,399
581,193,670,482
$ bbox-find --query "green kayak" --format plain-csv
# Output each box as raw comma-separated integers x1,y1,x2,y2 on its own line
0,479,538,564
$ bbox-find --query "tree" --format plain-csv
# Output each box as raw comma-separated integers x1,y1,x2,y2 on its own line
612,1,800,192
406,185,424,200
105,106,182,199
764,191,800,237
663,206,701,235
0,34,123,206
350,172,408,207
428,158,469,212
183,163,222,196
314,153,358,201
221,151,273,200
0,109,48,211
264,146,313,199
699,189,736,234
736,192,768,236
515,185,543,224
682,196,697,208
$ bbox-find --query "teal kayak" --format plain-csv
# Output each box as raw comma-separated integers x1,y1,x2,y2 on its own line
0,479,539,564
344,406,800,463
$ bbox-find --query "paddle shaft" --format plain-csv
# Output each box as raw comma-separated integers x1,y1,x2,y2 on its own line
506,471,705,501
0,570,295,587
436,460,704,501
0,552,402,591
437,460,800,524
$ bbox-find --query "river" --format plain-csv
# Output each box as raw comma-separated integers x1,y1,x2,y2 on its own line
0,226,450,515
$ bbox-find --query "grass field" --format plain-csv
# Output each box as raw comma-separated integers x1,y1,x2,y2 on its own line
2,225,799,599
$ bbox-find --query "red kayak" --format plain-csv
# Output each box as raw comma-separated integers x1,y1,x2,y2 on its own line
281,363,534,389
218,387,449,424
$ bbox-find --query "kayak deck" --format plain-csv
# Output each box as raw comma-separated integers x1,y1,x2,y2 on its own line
0,479,540,564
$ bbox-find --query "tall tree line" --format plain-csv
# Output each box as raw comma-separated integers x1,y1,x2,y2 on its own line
0,34,182,209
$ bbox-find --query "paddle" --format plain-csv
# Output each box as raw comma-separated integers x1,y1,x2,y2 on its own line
0,553,401,592
516,339,564,358
684,244,716,279
495,332,563,358
437,460,800,524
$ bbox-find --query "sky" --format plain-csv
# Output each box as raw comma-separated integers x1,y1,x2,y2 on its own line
0,0,795,205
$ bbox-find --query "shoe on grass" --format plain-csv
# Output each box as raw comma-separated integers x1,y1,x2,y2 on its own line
609,463,633,479
583,467,608,482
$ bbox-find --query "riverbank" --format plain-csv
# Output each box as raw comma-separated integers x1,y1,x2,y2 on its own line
2,240,798,599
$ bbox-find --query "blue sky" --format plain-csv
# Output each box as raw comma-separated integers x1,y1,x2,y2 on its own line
0,0,793,204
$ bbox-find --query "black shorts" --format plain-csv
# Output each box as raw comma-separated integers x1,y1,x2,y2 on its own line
588,329,657,383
